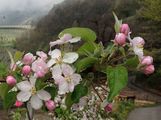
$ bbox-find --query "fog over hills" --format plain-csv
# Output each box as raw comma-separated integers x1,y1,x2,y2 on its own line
0,0,64,25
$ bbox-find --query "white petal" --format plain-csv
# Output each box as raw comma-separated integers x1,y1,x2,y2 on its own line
17,91,31,102
68,82,75,92
58,81,69,95
62,52,78,64
61,64,74,76
30,76,37,87
71,74,82,85
37,90,51,101
133,47,143,59
53,75,65,85
49,49,61,59
51,64,62,76
30,95,43,110
47,59,56,67
50,40,64,47
17,81,32,91
69,37,81,43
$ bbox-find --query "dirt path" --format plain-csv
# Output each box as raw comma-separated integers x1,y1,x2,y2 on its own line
127,105,161,120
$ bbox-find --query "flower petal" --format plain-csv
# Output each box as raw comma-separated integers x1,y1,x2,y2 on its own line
58,81,69,95
49,49,61,59
69,37,81,43
37,90,51,101
61,64,74,76
17,81,32,91
68,82,75,92
17,91,31,102
133,47,144,59
62,52,78,64
47,59,56,67
30,75,37,87
49,40,64,47
30,95,43,110
71,73,82,85
53,75,65,85
51,64,62,76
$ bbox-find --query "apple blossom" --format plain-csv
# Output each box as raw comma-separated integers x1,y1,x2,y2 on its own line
141,56,153,65
16,76,51,110
47,49,78,67
6,76,16,86
23,53,35,65
50,33,81,47
120,24,130,35
15,100,23,107
32,58,48,78
45,100,56,111
22,65,31,76
36,51,48,61
143,64,155,75
52,64,81,94
130,37,145,59
114,33,126,46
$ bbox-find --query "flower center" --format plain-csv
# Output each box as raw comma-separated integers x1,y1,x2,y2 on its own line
65,76,71,83
31,87,36,95
55,56,62,64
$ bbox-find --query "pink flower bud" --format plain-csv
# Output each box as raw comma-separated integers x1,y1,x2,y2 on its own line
6,76,16,86
22,65,31,76
114,33,126,46
143,64,155,75
120,24,130,35
23,53,35,65
15,100,23,107
132,37,145,47
104,103,112,112
36,71,45,78
45,100,56,111
141,56,153,65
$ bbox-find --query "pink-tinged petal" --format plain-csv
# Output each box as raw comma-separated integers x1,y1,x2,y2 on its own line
23,53,35,65
17,81,32,91
37,90,51,101
51,64,62,76
71,74,82,85
17,91,31,102
36,51,48,61
53,75,65,85
61,34,72,41
49,40,64,47
63,52,78,64
30,95,43,110
47,59,56,67
49,49,61,59
68,82,75,92
69,37,81,43
58,81,69,95
61,64,74,76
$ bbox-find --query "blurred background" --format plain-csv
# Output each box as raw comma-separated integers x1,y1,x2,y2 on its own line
0,0,161,106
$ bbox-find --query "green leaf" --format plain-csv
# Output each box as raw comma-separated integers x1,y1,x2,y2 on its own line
45,86,57,100
3,91,17,109
71,84,88,103
0,62,8,78
113,12,122,33
35,79,46,90
65,93,74,109
125,56,139,69
75,57,98,72
77,42,99,56
106,66,128,102
0,83,10,99
59,27,97,42
14,51,24,62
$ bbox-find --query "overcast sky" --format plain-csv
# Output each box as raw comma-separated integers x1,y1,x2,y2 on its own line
0,0,64,11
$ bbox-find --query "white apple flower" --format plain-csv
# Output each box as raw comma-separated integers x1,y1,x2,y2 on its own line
52,64,82,95
49,33,81,47
16,76,51,110
47,49,78,67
